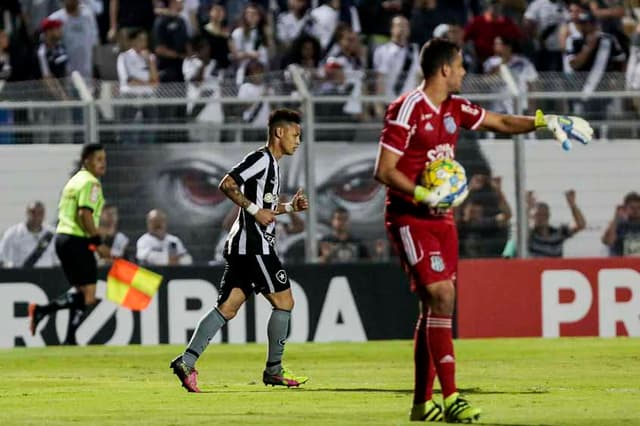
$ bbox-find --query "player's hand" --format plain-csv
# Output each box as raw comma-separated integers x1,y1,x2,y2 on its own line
291,188,309,212
414,182,468,209
535,109,593,151
254,209,276,226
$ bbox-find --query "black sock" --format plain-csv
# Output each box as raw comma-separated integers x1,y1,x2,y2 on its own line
62,294,87,345
41,292,84,315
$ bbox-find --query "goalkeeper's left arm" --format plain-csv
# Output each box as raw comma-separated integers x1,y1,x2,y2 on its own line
477,109,594,150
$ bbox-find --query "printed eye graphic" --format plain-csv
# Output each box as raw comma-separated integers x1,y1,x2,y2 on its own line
321,159,381,203
157,159,227,207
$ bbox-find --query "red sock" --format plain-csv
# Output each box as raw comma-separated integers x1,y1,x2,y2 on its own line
413,314,437,404
427,314,456,398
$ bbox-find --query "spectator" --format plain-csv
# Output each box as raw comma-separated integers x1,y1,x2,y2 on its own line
0,201,59,268
183,35,224,142
523,0,567,71
356,0,408,43
528,190,586,257
201,3,232,75
282,33,322,73
230,3,270,86
116,28,159,144
602,192,640,256
483,36,538,114
464,0,523,66
153,0,189,83
35,18,71,144
19,0,59,40
108,0,156,44
588,0,627,53
564,8,626,116
49,0,99,79
136,209,193,266
409,0,455,48
238,59,271,141
276,0,313,49
373,15,420,101
98,203,131,263
319,207,369,263
309,0,342,52
458,173,511,258
626,24,640,114
155,0,200,37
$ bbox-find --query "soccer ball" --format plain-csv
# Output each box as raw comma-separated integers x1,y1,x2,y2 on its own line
421,158,468,208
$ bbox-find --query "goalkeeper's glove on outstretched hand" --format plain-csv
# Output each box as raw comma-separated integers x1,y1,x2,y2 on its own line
414,182,469,209
535,109,593,151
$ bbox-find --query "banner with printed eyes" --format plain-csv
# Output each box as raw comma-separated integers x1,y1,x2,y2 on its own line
101,143,387,264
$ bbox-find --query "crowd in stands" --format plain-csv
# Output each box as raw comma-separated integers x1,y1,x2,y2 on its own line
0,1,639,100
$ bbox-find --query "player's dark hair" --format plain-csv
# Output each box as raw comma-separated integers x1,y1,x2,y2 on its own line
268,108,302,131
419,38,460,79
81,143,105,162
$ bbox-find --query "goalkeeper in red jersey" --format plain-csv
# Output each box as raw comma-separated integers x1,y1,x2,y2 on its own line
374,38,592,423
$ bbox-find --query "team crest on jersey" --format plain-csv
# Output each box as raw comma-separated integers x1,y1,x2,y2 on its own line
443,116,457,134
430,255,445,272
263,193,276,203
275,269,288,284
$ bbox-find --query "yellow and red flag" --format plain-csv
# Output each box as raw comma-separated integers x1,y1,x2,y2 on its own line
106,259,163,311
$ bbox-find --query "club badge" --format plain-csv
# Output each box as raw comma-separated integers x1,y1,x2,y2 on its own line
430,255,445,272
444,116,457,134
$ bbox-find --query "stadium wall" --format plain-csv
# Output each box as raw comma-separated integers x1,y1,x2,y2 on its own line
457,257,640,338
0,263,416,348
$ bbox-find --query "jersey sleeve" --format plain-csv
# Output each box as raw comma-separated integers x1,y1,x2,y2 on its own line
227,151,268,185
77,180,102,211
453,96,486,130
378,99,414,156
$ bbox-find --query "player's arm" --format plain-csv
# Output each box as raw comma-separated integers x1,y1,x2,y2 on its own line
275,188,309,215
373,146,417,197
219,174,275,226
477,110,536,134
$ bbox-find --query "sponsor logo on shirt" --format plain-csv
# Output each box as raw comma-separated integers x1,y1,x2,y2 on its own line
427,144,454,161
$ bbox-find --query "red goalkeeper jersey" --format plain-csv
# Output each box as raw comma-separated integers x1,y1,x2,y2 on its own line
379,88,485,220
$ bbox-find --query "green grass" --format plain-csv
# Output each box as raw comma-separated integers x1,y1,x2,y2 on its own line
1,339,639,425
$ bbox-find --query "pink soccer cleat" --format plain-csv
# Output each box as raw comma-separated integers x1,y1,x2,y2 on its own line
170,356,201,393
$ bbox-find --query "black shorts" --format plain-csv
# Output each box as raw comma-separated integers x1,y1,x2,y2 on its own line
55,233,97,287
218,254,290,303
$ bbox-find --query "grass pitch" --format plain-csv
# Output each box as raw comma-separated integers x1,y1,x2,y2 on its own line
0,338,638,425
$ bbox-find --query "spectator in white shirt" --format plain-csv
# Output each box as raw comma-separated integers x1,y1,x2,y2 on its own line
230,3,270,86
238,59,271,141
136,209,193,266
183,35,224,142
0,201,59,268
98,204,130,264
373,15,420,108
276,0,313,48
116,28,159,143
49,0,99,79
483,36,538,114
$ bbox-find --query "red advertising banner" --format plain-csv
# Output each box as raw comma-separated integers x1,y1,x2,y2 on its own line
457,258,640,338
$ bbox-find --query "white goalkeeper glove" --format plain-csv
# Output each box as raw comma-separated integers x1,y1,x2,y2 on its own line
535,109,593,151
414,182,469,209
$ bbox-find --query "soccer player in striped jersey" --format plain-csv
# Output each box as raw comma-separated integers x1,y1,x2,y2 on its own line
170,108,309,392
374,38,592,422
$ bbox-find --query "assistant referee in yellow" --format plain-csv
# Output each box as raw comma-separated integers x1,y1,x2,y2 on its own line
29,143,111,345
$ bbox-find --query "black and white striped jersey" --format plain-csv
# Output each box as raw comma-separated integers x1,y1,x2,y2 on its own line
224,147,281,255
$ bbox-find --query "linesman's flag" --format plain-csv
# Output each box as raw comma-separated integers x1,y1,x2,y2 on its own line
106,259,163,311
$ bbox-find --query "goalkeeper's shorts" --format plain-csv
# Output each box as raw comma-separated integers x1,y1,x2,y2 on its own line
386,217,458,291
